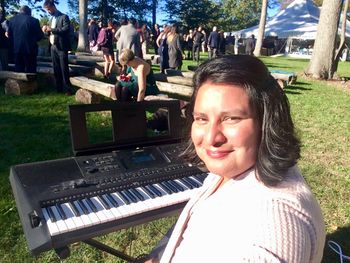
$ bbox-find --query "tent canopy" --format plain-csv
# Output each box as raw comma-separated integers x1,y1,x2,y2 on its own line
233,0,350,40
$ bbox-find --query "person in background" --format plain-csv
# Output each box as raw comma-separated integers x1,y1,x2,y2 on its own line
156,25,170,73
207,26,219,59
167,24,184,70
142,55,326,263
87,19,99,52
152,23,161,55
8,5,43,73
0,9,9,70
112,48,159,102
115,17,141,58
192,26,204,62
245,34,256,55
225,32,235,55
42,0,73,95
98,21,115,79
185,29,193,60
218,30,226,56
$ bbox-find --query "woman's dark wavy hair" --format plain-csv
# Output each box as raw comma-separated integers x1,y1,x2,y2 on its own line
183,55,300,187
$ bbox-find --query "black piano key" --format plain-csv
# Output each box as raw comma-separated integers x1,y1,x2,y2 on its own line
179,178,194,189
141,186,156,198
118,191,131,205
186,177,200,188
77,199,89,215
106,193,120,207
159,182,173,194
148,185,163,197
98,195,111,210
69,202,81,217
55,204,67,220
164,181,179,193
130,188,144,201
124,189,138,203
46,207,57,222
168,180,184,191
193,174,206,183
85,198,98,213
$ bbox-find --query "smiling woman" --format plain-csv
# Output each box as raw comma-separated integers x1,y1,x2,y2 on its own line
141,55,326,263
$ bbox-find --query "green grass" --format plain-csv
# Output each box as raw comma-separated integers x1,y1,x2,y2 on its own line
1,56,350,262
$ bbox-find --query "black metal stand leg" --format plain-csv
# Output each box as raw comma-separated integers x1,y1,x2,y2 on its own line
83,238,136,262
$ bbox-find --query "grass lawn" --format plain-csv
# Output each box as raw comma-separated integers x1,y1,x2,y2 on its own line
0,55,349,262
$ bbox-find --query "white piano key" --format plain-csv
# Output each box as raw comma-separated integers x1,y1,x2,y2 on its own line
110,193,131,217
58,203,77,231
50,206,69,233
102,194,123,220
90,197,115,222
73,200,93,227
136,187,159,210
61,203,85,230
81,199,101,224
42,208,60,236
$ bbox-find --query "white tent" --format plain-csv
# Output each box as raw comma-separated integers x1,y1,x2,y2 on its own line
234,0,350,40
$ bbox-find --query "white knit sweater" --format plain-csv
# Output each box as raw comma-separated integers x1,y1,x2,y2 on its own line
160,166,326,263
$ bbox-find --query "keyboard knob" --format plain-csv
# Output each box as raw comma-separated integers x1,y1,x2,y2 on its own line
29,213,41,228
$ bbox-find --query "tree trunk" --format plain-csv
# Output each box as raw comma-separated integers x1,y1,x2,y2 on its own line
332,0,349,74
253,0,267,57
306,0,342,79
152,0,157,26
77,0,88,52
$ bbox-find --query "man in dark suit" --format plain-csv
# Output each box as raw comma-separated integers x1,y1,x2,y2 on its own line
8,6,43,73
207,26,219,59
43,0,72,95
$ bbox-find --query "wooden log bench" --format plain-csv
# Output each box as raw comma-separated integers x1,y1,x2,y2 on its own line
270,69,297,88
153,73,193,86
0,71,38,95
165,69,194,79
70,76,116,104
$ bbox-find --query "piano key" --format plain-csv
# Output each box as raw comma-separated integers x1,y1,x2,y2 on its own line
178,177,195,189
97,195,111,210
61,203,84,229
135,187,159,209
194,173,207,183
77,199,89,215
46,206,56,222
69,201,81,217
118,191,131,205
55,204,67,220
42,208,60,236
73,200,93,227
190,175,204,185
90,197,112,222
163,181,179,193
59,203,77,231
141,186,156,198
101,194,123,219
168,180,184,191
158,181,173,194
50,206,69,233
85,198,98,213
81,199,101,224
106,193,119,207
129,188,145,201
185,176,200,188
123,189,138,203
147,184,163,197
111,193,131,216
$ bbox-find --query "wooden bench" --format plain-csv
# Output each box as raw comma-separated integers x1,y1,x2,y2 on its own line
0,71,38,95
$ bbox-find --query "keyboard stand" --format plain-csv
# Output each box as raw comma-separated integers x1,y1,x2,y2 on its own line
83,239,136,262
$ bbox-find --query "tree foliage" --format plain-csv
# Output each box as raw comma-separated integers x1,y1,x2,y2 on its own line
164,0,221,31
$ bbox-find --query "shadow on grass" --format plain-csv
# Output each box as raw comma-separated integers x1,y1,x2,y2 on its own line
322,226,350,263
286,85,312,91
284,90,301,95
